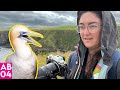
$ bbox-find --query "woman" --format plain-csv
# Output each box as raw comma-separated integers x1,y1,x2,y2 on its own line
65,11,120,79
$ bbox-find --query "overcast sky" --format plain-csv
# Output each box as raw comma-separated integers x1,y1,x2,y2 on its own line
0,11,119,29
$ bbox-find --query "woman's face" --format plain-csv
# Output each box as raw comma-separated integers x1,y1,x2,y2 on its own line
79,12,102,50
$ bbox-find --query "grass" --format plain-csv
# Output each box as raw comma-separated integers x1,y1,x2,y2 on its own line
31,25,77,31
0,25,77,31
0,28,9,31
117,23,120,26
1,25,120,31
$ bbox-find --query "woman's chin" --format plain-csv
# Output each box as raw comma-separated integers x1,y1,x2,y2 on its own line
85,44,94,49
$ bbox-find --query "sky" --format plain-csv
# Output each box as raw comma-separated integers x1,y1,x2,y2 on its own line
0,11,119,29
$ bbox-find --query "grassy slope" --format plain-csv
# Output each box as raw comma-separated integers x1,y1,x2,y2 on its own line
31,25,76,31
1,24,120,31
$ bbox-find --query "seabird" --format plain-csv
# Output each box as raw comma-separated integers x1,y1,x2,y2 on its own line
4,24,44,79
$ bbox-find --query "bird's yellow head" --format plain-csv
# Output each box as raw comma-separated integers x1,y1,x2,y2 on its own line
9,24,44,50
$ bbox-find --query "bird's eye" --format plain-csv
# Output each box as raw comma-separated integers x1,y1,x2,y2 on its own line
20,31,27,35
18,31,28,38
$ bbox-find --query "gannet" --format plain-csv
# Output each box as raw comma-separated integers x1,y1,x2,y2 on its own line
4,24,44,79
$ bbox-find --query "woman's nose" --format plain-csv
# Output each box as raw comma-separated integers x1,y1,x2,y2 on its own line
83,27,90,35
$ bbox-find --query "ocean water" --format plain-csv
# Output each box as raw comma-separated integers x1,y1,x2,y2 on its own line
0,47,12,62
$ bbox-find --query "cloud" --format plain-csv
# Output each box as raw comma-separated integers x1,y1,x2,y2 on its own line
0,11,77,29
111,11,120,24
32,11,77,26
0,11,119,30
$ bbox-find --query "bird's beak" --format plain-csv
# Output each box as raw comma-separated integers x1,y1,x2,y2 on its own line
27,31,44,48
20,30,44,48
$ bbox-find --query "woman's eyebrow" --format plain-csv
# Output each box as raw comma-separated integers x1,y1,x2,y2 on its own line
79,23,84,25
88,22,98,25
79,22,98,25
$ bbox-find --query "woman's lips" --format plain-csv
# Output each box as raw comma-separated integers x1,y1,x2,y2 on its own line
84,38,93,40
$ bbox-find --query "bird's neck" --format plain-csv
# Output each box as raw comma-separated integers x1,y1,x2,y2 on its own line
13,40,33,59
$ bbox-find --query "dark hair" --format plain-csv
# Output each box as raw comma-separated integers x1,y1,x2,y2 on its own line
77,11,102,25
77,11,102,78
86,49,101,78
